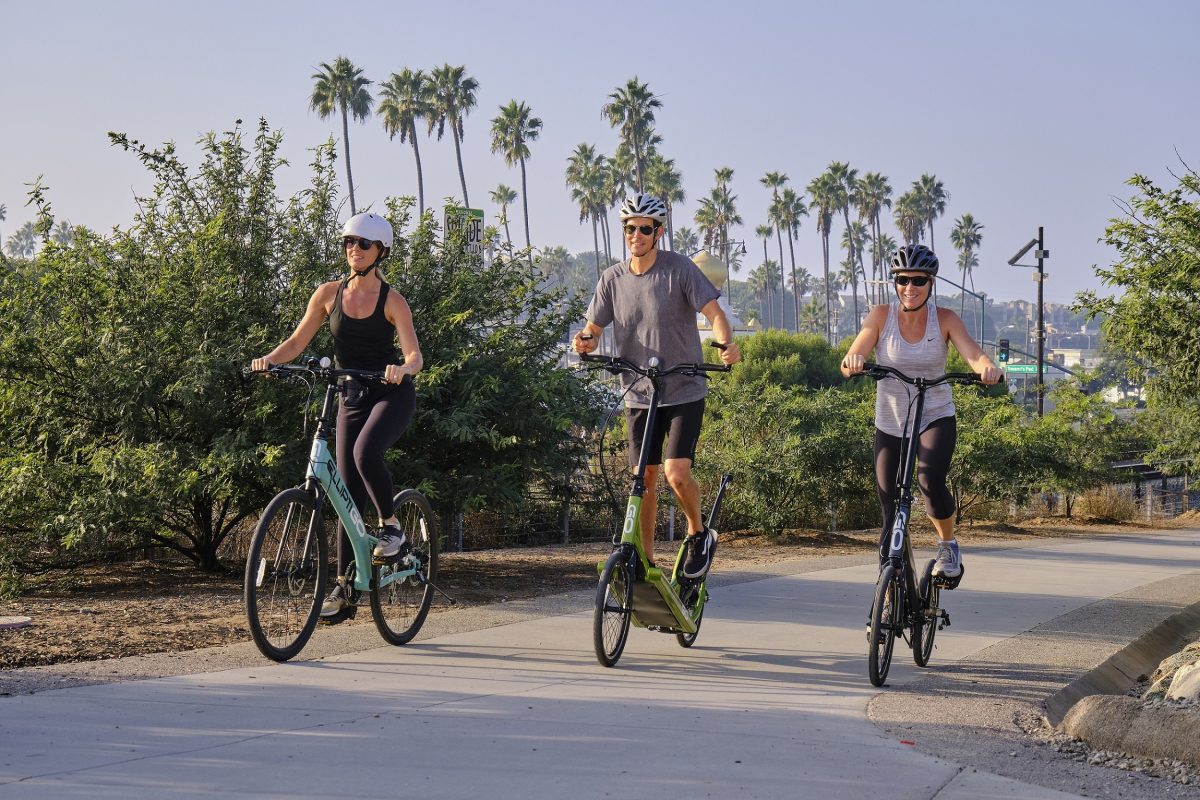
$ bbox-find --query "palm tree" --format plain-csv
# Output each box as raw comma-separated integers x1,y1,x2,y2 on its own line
695,170,741,285
893,191,924,244
949,213,984,312
826,162,861,325
760,172,789,283
431,64,479,207
912,173,950,250
854,172,892,303
490,100,542,268
644,153,684,249
5,221,37,259
565,144,609,278
0,204,6,245
378,69,433,216
602,78,661,191
777,187,808,331
874,232,899,296
806,171,839,343
51,220,75,246
754,224,775,328
607,149,636,259
490,184,518,249
673,226,698,256
841,220,870,325
310,57,373,214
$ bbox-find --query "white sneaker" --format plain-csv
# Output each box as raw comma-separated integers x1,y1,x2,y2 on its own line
373,526,409,559
932,541,962,578
320,585,350,617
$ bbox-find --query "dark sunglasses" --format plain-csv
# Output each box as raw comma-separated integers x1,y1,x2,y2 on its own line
894,275,930,287
343,236,377,251
623,223,658,236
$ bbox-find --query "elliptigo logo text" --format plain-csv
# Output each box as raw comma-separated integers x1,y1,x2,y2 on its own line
623,504,637,536
325,460,365,535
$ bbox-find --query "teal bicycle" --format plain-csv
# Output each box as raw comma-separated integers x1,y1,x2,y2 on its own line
581,346,731,667
244,357,444,662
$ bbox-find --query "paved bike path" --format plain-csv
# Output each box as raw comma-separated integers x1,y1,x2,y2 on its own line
2,531,1198,799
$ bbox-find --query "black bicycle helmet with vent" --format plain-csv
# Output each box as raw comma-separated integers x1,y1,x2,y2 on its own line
890,243,939,275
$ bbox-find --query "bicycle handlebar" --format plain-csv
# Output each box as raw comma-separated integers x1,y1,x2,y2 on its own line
243,357,388,383
579,343,731,378
854,362,982,387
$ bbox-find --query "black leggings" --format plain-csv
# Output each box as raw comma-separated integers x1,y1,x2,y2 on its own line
335,377,416,573
874,416,956,553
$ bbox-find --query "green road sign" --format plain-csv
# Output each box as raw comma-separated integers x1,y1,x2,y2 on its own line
1005,363,1044,374
444,207,485,255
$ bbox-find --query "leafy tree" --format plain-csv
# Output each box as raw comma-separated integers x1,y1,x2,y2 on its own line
725,329,843,390
431,64,479,207
948,389,1038,522
1075,165,1200,409
310,57,373,214
378,68,433,216
490,100,542,269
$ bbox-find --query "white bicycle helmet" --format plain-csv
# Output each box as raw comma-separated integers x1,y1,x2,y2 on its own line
890,243,939,275
341,212,393,249
617,193,668,223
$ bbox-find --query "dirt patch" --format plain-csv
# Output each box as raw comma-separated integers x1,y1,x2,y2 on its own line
0,520,1187,671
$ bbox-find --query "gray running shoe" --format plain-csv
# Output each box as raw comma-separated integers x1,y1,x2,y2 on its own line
932,541,962,578
320,584,350,618
373,525,409,559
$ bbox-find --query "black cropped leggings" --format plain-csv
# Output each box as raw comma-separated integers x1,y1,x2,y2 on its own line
335,377,416,573
874,416,956,554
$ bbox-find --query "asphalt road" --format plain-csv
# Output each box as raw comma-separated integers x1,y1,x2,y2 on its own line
2,529,1198,799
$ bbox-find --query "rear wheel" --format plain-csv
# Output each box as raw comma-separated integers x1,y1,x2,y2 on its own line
371,489,438,645
594,551,634,667
868,564,899,687
245,489,327,662
912,559,939,667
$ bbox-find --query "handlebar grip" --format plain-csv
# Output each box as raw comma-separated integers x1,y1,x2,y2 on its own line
709,341,728,351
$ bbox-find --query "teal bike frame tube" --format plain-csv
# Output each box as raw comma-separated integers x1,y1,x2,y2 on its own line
306,436,378,592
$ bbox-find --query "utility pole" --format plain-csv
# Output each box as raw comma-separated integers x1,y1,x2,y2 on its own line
1035,226,1046,416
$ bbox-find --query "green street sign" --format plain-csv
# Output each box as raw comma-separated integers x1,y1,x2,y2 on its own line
1005,363,1044,374
444,207,485,255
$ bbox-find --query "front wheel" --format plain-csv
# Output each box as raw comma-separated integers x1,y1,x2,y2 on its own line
912,559,939,667
868,564,900,687
245,488,328,662
371,489,438,645
594,551,634,667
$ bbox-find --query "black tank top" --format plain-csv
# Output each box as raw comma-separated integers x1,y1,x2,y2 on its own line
329,277,401,370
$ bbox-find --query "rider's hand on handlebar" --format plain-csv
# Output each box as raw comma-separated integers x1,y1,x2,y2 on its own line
251,357,275,374
716,341,741,366
573,331,597,355
842,353,865,375
383,364,408,384
979,364,1003,385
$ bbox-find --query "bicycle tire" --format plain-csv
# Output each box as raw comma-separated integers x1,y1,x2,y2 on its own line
868,564,899,687
245,488,328,662
594,551,634,667
371,489,438,645
912,559,938,667
676,582,705,647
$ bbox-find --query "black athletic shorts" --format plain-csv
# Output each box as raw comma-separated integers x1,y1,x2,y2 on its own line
625,398,705,469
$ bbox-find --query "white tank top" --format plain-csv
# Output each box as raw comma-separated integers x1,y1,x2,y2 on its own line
873,301,955,437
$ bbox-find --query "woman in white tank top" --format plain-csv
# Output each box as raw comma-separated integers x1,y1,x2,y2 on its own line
839,245,1002,581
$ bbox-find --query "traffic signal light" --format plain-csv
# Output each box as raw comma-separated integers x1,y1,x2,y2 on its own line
998,339,1010,363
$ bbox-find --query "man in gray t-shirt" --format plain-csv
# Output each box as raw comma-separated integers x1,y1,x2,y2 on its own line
573,193,741,579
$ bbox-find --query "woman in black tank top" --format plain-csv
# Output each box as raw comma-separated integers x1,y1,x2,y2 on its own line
251,213,422,620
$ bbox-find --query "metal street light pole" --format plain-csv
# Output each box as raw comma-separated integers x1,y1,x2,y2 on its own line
1008,229,1050,416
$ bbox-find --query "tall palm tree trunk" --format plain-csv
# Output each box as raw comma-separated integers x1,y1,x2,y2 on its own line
519,155,533,273
821,234,832,343
666,209,675,252
410,123,425,217
786,233,801,334
591,216,602,279
340,102,356,214
452,128,469,206
774,226,789,329
761,239,772,329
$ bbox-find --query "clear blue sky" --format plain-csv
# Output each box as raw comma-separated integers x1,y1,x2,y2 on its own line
2,0,1197,305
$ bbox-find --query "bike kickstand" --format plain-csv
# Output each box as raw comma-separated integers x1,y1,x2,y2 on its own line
418,574,458,606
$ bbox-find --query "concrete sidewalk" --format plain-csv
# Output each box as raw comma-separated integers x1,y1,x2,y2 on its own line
2,530,1198,799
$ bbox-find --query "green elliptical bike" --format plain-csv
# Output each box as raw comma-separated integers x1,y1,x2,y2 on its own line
581,343,732,667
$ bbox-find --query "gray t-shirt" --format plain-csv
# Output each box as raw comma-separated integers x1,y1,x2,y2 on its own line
586,249,720,408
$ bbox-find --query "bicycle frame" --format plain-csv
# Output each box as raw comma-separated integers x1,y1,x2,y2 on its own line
882,381,928,626
301,377,420,594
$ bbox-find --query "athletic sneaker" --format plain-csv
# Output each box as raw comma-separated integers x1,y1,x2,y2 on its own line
681,529,717,580
932,540,962,578
320,584,350,618
373,524,409,559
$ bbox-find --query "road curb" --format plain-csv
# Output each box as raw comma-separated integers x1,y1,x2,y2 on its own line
1045,600,1200,726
